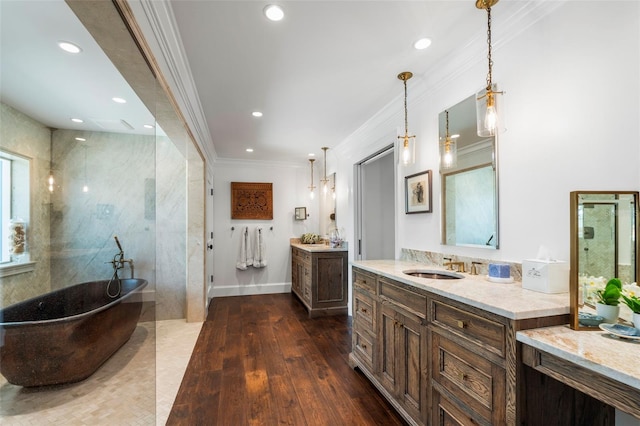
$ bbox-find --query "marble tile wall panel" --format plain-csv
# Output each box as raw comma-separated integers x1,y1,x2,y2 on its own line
0,103,51,307
49,129,157,290
155,135,187,319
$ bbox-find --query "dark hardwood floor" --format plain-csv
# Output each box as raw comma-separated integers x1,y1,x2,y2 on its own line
167,293,405,425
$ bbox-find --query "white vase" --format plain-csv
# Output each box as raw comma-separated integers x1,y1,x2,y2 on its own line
633,312,640,329
596,303,620,324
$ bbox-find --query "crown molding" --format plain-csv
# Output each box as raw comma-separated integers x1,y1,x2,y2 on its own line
127,0,217,166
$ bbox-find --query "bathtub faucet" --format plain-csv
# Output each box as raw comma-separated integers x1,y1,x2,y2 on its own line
110,236,135,279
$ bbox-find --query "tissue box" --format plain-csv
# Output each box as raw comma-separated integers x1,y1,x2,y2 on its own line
522,259,569,294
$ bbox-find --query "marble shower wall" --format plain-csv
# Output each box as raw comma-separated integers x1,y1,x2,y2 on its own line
155,135,187,319
0,103,51,307
49,129,157,290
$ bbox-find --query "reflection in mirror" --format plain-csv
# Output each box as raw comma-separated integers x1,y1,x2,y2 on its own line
439,95,498,248
319,172,336,237
570,191,639,330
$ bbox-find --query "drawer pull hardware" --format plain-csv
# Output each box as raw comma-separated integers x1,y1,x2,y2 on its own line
361,307,368,313
361,343,367,349
457,320,467,329
460,373,468,381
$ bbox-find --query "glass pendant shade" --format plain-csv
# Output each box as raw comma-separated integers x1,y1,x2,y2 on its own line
440,137,457,169
399,135,415,166
476,83,504,137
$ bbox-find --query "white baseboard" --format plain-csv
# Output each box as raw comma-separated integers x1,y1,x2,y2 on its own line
210,282,292,298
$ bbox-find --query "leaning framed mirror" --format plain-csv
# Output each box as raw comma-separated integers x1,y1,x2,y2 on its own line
569,191,639,330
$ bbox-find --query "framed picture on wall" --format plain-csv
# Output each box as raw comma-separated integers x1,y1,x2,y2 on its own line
230,182,273,219
405,170,432,214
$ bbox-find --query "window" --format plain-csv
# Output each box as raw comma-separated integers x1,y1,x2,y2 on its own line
0,150,30,266
1,157,11,263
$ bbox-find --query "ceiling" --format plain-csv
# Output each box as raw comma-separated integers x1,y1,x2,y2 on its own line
1,0,509,164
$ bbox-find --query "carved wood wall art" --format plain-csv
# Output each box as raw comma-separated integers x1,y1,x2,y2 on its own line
231,182,273,220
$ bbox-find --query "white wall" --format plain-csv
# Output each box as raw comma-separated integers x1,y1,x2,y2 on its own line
210,160,320,297
334,1,640,268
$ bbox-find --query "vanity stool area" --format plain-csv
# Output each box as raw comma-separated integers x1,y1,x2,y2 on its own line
290,241,348,318
348,261,634,426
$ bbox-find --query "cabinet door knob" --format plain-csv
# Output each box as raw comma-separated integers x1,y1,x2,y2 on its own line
361,307,368,313
457,320,467,329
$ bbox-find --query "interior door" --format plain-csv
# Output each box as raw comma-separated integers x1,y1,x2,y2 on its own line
355,146,395,260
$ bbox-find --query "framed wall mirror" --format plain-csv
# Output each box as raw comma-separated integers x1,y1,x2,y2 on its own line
439,94,499,248
569,191,639,330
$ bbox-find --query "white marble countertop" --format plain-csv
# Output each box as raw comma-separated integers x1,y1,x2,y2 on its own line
517,325,640,390
291,242,348,253
352,260,569,320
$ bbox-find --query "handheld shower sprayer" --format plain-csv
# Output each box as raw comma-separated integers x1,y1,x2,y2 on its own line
114,236,124,254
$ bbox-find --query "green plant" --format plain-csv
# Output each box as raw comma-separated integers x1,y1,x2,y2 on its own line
622,294,640,314
595,278,622,306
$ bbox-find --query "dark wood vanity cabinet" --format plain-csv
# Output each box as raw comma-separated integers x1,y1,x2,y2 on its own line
349,266,569,426
290,246,348,318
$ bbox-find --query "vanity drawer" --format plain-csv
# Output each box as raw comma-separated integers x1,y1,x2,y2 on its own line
431,331,505,424
353,328,375,371
353,289,376,332
430,299,505,357
353,268,376,295
379,278,426,319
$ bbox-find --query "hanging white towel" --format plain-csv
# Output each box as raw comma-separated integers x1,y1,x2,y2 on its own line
236,226,252,270
253,226,267,268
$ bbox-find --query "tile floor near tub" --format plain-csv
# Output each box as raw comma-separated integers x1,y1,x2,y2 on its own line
0,319,202,425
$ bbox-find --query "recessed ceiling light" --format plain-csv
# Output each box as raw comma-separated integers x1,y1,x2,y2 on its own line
308,153,315,157
413,38,432,50
75,137,86,141
451,134,460,139
246,148,254,153
112,97,127,104
252,111,263,117
71,118,84,123
58,41,82,54
143,124,155,129
264,4,284,21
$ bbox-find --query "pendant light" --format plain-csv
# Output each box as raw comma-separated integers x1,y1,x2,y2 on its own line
320,147,329,195
308,158,316,199
476,0,504,137
440,110,457,169
397,72,415,165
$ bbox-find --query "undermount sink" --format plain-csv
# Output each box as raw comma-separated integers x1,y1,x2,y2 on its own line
403,269,464,280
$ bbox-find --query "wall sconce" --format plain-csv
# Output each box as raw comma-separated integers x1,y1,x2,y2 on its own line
476,0,504,137
82,145,89,193
320,147,329,195
308,158,316,199
397,71,415,166
47,129,55,192
440,110,457,169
